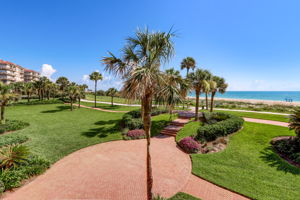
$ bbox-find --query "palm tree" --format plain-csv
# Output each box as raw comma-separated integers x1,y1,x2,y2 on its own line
106,88,118,106
102,27,175,200
23,82,34,102
180,57,196,77
179,79,190,109
0,83,17,124
89,72,103,108
203,70,212,110
66,84,79,111
289,108,300,139
56,76,69,100
210,76,228,112
188,69,210,121
77,84,88,108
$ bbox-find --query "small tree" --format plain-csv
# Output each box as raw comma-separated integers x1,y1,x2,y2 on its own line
78,84,88,108
0,83,17,124
106,88,118,106
89,72,103,108
66,84,79,111
56,76,69,100
210,76,228,112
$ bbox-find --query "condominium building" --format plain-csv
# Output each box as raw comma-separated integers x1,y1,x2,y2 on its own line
0,59,40,84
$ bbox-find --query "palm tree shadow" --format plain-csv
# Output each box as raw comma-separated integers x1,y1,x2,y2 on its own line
82,119,120,138
41,105,70,113
260,146,300,175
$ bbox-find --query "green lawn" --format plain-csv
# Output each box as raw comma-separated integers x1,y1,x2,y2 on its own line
176,120,199,141
86,94,141,104
216,110,290,122
169,192,200,200
151,113,177,137
191,122,299,200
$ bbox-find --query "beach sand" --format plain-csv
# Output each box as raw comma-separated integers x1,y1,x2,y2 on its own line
187,96,300,106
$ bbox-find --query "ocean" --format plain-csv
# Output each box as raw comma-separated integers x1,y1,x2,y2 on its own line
188,91,300,102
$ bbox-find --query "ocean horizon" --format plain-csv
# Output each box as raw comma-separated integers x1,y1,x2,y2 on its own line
188,91,300,102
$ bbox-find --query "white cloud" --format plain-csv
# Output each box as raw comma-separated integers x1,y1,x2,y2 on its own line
82,74,89,83
40,64,56,80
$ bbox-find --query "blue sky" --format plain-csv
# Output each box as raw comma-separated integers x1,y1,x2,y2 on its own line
1,0,300,91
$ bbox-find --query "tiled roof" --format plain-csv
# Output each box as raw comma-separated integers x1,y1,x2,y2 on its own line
24,68,40,74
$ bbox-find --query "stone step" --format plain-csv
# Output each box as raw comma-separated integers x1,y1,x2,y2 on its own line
160,131,177,136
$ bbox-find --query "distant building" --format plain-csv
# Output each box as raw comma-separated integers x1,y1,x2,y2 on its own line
0,59,40,84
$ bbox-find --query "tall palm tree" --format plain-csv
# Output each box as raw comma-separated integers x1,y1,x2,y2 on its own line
289,108,300,139
89,72,103,108
56,76,69,100
102,27,175,200
0,83,17,124
203,70,212,110
188,69,210,121
179,79,190,109
106,88,118,106
210,76,228,112
23,82,34,102
180,57,196,77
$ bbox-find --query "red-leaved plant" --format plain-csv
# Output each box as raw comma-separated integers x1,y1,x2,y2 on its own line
126,129,145,139
178,136,201,153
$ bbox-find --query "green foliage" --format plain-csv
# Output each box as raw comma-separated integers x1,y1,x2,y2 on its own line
168,192,200,200
0,119,29,134
272,138,300,164
11,99,63,106
0,180,4,193
0,144,30,169
196,113,244,142
289,107,300,138
0,135,28,148
0,155,50,190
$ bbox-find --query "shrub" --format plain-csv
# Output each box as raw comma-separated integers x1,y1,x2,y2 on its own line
0,155,50,191
0,135,29,148
0,180,4,193
178,136,201,153
11,99,63,106
196,113,244,142
0,144,30,169
0,120,30,133
124,129,146,140
273,138,300,164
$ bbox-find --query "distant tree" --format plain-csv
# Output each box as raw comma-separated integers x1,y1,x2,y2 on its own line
179,79,190,109
181,57,196,77
210,76,228,112
203,70,212,110
0,83,17,124
106,88,118,106
23,82,34,102
78,84,88,108
66,84,79,111
56,76,69,99
89,72,103,108
188,69,210,121
96,90,106,96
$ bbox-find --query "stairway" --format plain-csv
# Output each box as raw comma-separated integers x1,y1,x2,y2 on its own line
161,118,190,137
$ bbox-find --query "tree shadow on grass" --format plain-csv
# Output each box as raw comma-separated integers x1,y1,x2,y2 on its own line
41,106,70,113
82,119,121,138
260,146,300,175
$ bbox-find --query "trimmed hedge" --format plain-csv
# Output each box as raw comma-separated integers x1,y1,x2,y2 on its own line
195,112,244,142
11,99,63,106
121,108,168,130
0,135,29,148
0,120,30,134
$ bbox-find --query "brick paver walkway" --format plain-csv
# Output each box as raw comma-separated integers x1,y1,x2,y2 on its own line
243,117,289,127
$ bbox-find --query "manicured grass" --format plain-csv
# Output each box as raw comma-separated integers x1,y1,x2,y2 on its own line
176,120,200,142
80,101,139,111
5,103,124,163
217,110,290,122
191,122,300,200
169,192,200,200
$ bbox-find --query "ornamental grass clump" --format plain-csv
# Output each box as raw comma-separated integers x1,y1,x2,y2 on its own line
125,129,146,140
178,136,201,153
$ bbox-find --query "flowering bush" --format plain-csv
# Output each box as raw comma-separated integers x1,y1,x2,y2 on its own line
178,136,201,153
125,129,146,140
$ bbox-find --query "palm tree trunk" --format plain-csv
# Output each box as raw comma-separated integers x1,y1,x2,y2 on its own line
186,68,189,78
111,96,114,106
28,94,31,102
1,105,5,124
70,98,73,111
27,93,30,102
205,93,208,110
143,94,153,200
78,98,81,108
195,89,200,121
210,92,216,112
94,81,97,108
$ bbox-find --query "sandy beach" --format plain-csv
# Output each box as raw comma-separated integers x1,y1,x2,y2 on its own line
187,96,300,106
